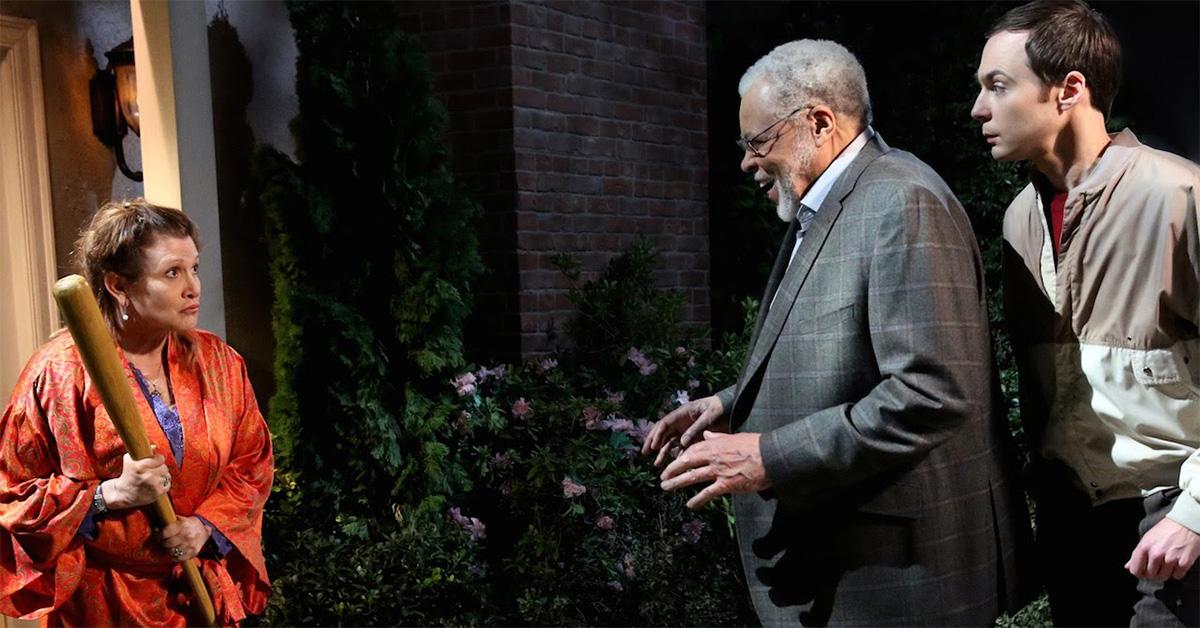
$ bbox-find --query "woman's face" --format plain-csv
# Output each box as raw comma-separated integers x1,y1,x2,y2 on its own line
119,235,202,336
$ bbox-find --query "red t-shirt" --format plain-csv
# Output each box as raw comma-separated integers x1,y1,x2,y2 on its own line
1047,192,1067,258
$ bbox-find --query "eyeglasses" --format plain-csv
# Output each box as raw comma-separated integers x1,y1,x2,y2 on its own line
737,106,812,158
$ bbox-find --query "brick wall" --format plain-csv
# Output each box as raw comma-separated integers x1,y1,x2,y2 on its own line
403,0,708,358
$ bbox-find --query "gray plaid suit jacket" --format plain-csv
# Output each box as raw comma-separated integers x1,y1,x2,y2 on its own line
715,134,1034,626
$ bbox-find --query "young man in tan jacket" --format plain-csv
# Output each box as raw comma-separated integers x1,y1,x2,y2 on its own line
972,1,1200,625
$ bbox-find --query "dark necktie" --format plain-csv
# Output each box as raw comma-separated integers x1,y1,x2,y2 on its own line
795,204,817,240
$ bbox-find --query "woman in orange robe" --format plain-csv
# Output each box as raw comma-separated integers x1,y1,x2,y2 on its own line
0,200,272,626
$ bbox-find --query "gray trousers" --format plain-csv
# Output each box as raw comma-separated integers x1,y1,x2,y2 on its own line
1037,477,1200,627
1132,490,1200,627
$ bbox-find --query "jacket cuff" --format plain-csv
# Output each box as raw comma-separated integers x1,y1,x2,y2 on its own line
759,417,828,504
1166,491,1200,535
715,385,736,415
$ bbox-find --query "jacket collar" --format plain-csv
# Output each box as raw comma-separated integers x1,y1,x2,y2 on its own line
1032,128,1141,200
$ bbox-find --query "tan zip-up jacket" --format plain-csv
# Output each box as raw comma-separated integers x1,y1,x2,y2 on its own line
1003,129,1200,531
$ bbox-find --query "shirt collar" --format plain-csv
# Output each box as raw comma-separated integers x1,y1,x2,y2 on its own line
797,126,875,217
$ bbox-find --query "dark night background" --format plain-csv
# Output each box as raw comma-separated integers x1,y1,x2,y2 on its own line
707,0,1200,337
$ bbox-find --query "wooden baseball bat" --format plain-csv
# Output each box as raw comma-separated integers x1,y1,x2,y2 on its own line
52,275,217,628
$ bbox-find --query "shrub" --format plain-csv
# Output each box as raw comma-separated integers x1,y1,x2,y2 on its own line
432,241,758,625
249,4,486,624
254,238,759,625
260,495,491,626
251,1,482,512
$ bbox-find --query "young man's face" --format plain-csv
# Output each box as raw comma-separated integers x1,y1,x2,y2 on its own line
971,30,1063,162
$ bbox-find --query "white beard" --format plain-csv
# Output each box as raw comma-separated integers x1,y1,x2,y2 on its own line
773,135,815,223
775,172,799,222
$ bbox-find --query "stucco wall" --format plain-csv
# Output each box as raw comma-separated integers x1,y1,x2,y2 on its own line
203,0,298,402
204,0,297,159
1,0,142,275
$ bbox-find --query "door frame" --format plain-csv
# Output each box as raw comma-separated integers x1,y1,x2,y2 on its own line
1,14,59,349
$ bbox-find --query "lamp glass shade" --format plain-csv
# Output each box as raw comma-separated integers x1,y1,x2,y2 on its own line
114,64,139,136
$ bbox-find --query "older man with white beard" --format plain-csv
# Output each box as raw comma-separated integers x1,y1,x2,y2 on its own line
643,39,1033,625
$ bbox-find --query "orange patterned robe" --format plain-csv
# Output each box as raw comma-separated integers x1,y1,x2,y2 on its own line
0,330,272,626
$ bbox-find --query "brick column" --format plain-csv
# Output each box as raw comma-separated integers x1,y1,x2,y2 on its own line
403,0,708,358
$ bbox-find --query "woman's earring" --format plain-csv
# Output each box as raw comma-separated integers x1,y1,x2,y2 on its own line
120,305,129,321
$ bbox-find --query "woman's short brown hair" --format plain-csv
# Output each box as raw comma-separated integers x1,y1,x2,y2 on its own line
74,198,201,340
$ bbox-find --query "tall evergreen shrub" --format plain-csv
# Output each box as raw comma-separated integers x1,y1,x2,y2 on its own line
250,1,481,517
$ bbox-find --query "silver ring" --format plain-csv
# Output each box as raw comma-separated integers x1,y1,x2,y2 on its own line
171,547,184,559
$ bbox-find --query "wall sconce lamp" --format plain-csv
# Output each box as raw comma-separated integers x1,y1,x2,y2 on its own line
90,38,142,182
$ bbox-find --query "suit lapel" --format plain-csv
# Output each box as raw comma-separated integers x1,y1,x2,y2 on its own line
747,218,801,349
734,134,891,399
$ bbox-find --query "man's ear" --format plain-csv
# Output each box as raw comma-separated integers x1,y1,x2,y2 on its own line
1058,70,1088,112
810,106,836,146
103,272,128,308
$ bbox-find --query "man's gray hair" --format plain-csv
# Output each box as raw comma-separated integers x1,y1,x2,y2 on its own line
738,39,873,129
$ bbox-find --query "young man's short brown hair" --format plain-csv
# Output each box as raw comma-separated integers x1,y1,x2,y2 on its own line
989,0,1122,117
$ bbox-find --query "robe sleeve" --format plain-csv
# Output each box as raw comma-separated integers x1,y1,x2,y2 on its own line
0,362,94,619
192,354,273,615
195,515,233,558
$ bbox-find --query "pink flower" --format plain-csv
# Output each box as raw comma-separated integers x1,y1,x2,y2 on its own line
621,553,636,579
596,515,615,530
626,347,658,376
687,379,700,390
476,364,508,383
674,390,690,405
602,417,636,435
511,397,531,418
451,372,477,396
582,405,603,430
492,451,513,469
538,357,558,372
632,419,653,445
675,346,687,355
605,389,625,404
464,518,486,541
602,417,653,446
449,507,487,541
562,476,587,498
682,519,704,544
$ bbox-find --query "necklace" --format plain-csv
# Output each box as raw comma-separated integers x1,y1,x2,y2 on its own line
122,341,174,406
128,357,168,400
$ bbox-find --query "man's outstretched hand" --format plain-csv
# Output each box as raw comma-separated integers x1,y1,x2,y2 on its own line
659,431,770,509
641,395,728,467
